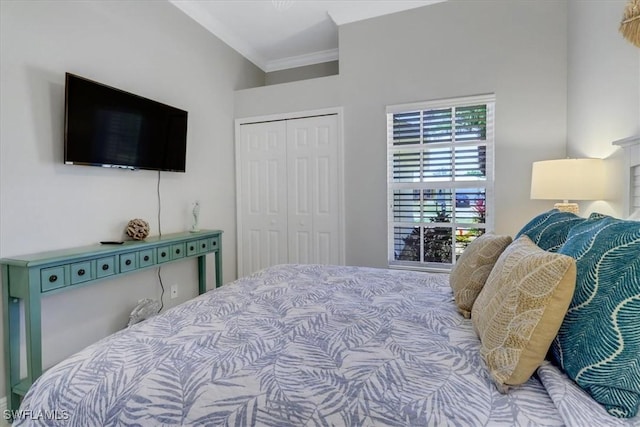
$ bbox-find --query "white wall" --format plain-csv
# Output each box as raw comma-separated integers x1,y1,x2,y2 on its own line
0,0,263,397
235,0,569,268
566,0,640,216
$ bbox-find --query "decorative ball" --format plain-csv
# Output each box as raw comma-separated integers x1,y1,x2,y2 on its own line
126,218,150,240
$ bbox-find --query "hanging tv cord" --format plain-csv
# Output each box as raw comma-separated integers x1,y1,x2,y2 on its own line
157,170,165,313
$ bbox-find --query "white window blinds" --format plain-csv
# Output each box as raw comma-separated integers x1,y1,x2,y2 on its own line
387,95,495,270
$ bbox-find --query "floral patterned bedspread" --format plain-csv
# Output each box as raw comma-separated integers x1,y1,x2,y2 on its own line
16,264,639,426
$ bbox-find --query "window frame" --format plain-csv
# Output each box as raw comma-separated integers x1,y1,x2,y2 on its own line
386,94,496,272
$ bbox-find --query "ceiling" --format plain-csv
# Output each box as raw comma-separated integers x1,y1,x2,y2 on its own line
169,0,445,73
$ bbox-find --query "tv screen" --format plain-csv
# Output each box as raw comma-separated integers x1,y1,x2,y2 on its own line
64,73,188,172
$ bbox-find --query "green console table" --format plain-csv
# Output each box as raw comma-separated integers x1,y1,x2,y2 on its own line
0,229,223,412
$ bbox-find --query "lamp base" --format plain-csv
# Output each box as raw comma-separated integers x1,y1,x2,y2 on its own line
554,202,579,214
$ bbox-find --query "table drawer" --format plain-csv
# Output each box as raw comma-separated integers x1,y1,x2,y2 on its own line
97,256,115,278
138,249,155,268
157,246,171,264
71,261,94,284
196,238,209,254
209,235,220,251
171,243,186,260
186,240,199,257
41,266,67,292
119,252,137,273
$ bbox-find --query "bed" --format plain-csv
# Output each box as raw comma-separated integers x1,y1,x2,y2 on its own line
14,139,640,426
14,264,640,426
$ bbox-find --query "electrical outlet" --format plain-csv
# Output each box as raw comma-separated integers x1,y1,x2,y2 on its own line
170,284,178,299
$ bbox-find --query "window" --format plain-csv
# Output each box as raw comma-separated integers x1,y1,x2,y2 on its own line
387,95,495,270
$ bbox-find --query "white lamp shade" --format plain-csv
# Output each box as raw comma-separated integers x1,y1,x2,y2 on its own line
530,158,606,201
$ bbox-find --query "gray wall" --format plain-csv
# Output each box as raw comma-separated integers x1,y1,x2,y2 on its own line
0,0,263,397
236,75,341,117
266,61,339,85
236,0,569,268
566,0,640,216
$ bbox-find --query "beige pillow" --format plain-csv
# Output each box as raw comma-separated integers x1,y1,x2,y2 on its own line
471,235,576,389
450,233,512,318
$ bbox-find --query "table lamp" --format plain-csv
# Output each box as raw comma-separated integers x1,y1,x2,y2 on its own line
530,158,605,214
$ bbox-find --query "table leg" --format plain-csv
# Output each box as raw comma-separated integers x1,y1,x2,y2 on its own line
24,281,42,385
2,266,22,412
214,250,222,288
197,256,206,294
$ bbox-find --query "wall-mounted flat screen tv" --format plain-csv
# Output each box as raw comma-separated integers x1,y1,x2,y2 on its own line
64,73,188,172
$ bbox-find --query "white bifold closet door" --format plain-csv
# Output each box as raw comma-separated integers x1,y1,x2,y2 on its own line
238,120,289,275
238,114,342,277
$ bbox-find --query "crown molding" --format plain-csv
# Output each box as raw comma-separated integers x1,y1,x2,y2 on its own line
613,135,640,149
264,49,339,73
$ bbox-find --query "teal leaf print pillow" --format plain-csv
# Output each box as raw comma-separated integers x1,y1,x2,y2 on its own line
516,209,586,252
551,216,640,418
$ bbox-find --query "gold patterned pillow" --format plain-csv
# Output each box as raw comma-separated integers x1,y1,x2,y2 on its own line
450,233,512,318
471,235,576,389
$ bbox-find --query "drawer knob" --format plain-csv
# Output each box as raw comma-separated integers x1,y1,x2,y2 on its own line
49,275,58,283
144,255,150,261
175,249,181,254
161,251,167,257
102,264,109,271
125,259,132,266
201,243,206,249
190,245,195,251
78,269,85,276
212,241,217,247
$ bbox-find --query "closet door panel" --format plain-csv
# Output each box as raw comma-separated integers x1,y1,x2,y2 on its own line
287,115,340,265
239,121,288,276
287,126,313,264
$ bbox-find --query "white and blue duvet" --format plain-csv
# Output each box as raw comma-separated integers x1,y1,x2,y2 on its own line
17,265,640,426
